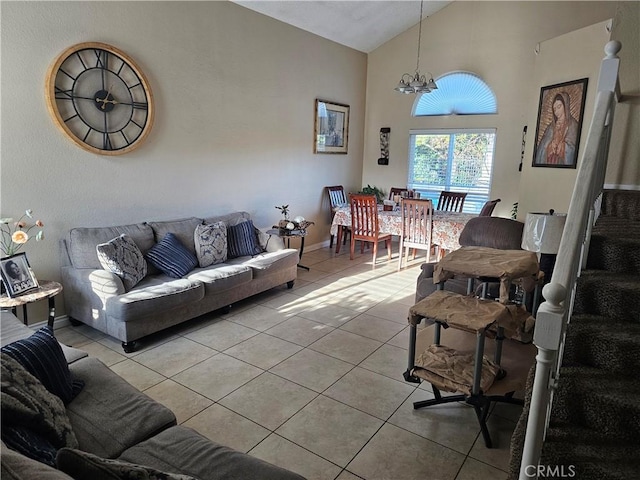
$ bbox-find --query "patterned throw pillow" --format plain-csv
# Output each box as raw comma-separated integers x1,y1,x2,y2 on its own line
227,220,263,258
145,233,198,278
1,326,84,405
96,234,147,291
194,222,227,268
56,448,197,480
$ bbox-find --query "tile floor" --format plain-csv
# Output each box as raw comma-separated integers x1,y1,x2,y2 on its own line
54,245,522,480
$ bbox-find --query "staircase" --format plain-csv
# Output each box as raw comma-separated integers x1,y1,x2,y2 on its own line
511,190,640,479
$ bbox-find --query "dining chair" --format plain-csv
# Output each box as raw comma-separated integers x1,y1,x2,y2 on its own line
349,194,392,264
479,198,501,216
398,198,434,270
437,191,467,212
326,186,349,248
389,187,409,200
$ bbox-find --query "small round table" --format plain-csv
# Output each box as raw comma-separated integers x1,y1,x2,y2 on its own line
0,280,63,328
267,228,310,271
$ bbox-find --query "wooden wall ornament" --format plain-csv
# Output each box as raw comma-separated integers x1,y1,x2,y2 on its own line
45,42,154,155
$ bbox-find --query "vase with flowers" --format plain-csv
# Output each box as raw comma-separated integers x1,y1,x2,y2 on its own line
1,209,45,258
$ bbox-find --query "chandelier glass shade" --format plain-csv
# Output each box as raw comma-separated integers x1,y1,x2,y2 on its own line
394,0,438,95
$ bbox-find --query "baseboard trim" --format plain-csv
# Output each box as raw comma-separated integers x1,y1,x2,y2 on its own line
604,183,640,191
27,315,71,330
305,240,331,252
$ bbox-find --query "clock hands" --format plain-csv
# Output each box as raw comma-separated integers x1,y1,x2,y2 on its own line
96,84,118,110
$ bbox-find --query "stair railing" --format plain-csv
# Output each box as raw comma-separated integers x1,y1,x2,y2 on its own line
519,40,621,479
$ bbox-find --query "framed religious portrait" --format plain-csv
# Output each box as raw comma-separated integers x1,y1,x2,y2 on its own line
314,99,349,154
1,253,39,298
532,78,588,168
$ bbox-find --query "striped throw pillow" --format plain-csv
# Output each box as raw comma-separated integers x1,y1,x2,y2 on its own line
145,233,198,278
1,326,84,405
227,220,263,258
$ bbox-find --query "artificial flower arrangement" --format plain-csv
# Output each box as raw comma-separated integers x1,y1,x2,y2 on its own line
274,205,314,233
0,209,45,257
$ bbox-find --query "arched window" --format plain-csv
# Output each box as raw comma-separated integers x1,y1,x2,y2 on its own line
413,71,497,116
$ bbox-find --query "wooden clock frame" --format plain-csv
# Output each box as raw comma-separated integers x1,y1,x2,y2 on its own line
45,42,155,156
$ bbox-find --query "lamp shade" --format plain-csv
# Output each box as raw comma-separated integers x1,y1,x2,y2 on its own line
521,212,567,254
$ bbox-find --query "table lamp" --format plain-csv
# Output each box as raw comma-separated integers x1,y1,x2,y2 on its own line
521,210,567,283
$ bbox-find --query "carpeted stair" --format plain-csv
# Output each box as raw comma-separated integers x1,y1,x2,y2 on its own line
509,189,640,479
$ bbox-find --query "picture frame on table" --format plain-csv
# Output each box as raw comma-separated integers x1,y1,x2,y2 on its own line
1,253,39,298
532,78,588,169
314,99,349,154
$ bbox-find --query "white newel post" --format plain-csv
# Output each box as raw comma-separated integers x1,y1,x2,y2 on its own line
519,283,566,480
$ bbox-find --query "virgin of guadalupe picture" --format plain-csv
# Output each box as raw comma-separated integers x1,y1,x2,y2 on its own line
533,78,588,169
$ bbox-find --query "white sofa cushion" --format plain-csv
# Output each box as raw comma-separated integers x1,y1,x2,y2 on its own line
186,264,252,295
106,276,204,322
226,250,299,279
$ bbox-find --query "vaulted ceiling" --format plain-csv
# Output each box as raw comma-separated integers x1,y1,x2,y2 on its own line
230,1,452,53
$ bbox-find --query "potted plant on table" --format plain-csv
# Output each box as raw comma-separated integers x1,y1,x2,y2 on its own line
359,185,386,204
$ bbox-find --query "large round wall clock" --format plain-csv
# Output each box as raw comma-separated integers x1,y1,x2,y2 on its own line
45,42,154,155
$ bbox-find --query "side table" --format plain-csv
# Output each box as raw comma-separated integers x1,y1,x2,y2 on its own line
266,229,310,271
0,280,63,328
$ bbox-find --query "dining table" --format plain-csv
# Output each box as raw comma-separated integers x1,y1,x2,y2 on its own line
330,205,477,253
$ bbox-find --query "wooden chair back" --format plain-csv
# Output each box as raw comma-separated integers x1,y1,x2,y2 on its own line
437,191,467,212
388,187,409,200
327,185,347,212
350,194,379,241
398,198,434,269
349,194,392,263
479,198,501,216
326,185,349,249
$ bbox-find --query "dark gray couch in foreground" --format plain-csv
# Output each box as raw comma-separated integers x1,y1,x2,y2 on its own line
0,312,305,480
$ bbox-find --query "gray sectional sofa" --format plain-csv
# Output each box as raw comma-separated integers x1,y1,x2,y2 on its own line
60,212,299,352
0,311,305,480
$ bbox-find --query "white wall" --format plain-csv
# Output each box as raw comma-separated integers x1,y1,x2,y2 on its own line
605,1,640,189
364,1,625,219
1,1,366,320
518,20,611,217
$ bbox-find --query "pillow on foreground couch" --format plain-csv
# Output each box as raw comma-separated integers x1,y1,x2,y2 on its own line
0,353,78,466
56,448,197,480
1,326,84,404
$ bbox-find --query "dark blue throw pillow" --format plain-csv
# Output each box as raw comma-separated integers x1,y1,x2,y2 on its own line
227,220,263,258
1,326,84,405
145,232,198,278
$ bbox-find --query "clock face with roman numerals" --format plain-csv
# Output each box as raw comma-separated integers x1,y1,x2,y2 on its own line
45,42,154,155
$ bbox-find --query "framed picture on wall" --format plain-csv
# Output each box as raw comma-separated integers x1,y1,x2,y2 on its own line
314,99,349,154
1,253,39,298
532,78,588,168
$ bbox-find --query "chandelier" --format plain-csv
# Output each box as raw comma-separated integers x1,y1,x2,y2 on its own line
394,0,438,95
